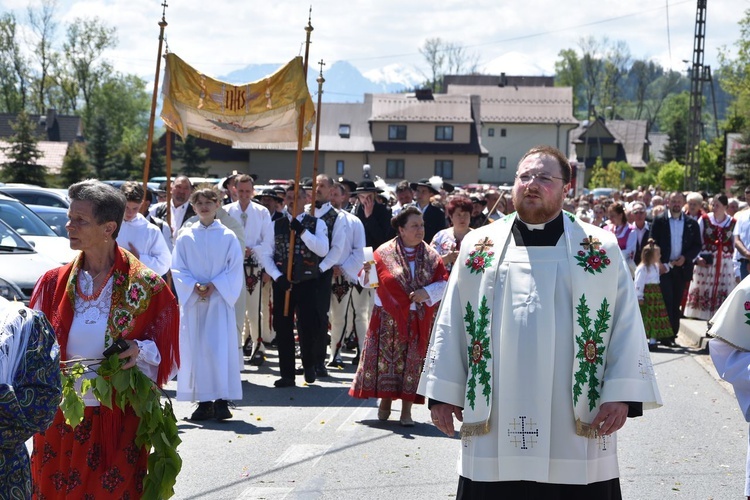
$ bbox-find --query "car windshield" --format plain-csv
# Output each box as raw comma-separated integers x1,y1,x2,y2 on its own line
0,198,57,237
0,219,34,251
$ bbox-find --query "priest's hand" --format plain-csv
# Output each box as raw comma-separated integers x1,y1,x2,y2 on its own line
119,340,141,370
431,403,463,437
409,288,429,304
591,402,628,435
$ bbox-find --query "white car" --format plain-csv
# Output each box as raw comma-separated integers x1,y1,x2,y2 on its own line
0,219,59,305
0,194,78,264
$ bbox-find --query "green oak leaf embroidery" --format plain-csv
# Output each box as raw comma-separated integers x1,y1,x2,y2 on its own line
464,296,492,410
573,295,610,411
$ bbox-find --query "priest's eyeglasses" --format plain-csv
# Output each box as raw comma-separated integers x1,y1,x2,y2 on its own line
515,172,564,185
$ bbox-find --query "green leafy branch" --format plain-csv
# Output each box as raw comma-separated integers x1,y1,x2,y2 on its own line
464,296,492,410
60,355,182,499
573,296,610,411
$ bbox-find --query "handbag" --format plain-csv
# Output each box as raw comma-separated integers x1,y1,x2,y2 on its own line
698,251,714,266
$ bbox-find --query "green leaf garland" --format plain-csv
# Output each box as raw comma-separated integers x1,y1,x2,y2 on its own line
60,354,182,499
573,295,610,411
464,296,492,410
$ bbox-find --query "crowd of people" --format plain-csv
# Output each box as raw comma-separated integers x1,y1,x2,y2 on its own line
14,148,750,497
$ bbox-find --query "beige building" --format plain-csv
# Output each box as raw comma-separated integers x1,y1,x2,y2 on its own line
446,84,578,185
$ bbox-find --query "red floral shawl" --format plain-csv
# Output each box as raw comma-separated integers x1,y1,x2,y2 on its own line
30,245,180,386
374,238,448,353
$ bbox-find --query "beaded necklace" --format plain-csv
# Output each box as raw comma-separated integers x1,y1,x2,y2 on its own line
76,266,116,302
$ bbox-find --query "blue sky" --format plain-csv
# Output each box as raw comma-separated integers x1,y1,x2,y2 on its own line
1,0,746,81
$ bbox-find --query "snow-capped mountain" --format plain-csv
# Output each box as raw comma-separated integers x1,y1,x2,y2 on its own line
220,60,424,103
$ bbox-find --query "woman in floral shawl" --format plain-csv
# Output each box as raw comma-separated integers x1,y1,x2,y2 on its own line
30,180,179,499
349,206,448,426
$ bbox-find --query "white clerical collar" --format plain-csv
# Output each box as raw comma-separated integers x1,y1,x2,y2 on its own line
517,214,558,231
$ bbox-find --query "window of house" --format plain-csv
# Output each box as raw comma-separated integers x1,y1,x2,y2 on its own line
500,157,507,169
338,124,351,138
386,159,405,178
500,128,507,137
336,160,345,175
435,125,454,141
487,157,494,169
435,160,454,180
488,128,495,137
388,125,407,140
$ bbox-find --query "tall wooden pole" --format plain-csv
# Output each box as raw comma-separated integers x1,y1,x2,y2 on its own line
141,1,169,203
283,10,314,316
165,130,173,230
307,60,325,216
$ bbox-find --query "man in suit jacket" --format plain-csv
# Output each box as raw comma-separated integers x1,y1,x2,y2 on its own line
151,175,196,244
649,191,702,345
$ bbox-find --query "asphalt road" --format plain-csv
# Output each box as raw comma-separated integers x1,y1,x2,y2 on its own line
165,328,748,500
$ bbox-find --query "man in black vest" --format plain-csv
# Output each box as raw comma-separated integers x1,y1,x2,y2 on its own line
630,201,650,265
258,186,329,387
649,191,702,345
304,175,347,378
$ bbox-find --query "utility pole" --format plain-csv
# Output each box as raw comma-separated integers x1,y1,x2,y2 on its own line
685,0,708,191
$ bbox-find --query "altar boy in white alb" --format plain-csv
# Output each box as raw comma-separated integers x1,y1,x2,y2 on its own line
418,145,662,498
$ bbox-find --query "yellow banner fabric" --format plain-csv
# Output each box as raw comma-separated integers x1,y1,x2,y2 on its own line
161,53,315,148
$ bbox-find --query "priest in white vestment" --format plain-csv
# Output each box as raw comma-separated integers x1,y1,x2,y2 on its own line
172,186,244,421
418,146,662,498
708,275,750,497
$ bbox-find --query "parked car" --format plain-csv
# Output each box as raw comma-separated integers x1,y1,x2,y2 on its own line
0,218,59,305
0,184,70,208
0,194,77,263
27,204,69,237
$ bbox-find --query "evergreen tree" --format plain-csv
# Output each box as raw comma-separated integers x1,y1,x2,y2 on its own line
662,116,687,164
87,114,111,178
0,110,46,185
60,142,93,186
174,135,209,176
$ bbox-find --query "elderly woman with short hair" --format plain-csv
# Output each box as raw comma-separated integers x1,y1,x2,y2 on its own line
30,180,179,498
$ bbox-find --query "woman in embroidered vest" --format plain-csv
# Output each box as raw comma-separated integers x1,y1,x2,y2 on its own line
349,206,448,426
29,180,180,498
431,196,473,272
685,193,737,320
605,202,636,273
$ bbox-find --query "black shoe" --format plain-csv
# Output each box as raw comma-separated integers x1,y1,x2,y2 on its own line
190,401,214,421
274,377,296,388
315,364,329,377
661,339,675,347
249,351,265,366
304,365,316,384
295,365,304,375
351,353,360,366
328,356,344,368
263,337,278,348
214,399,233,421
648,343,658,352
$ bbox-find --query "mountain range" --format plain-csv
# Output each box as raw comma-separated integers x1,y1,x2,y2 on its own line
221,60,425,103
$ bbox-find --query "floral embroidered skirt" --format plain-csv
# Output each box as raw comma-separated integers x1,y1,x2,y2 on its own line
31,406,147,499
640,283,673,340
349,306,427,404
685,253,735,320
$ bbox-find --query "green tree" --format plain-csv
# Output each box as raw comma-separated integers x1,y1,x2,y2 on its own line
0,13,28,113
174,136,209,176
588,157,618,188
697,138,725,193
656,160,686,191
87,114,112,178
0,111,46,185
59,141,93,186
729,129,750,191
27,0,58,114
633,160,661,189
719,8,750,123
554,48,584,116
88,72,149,150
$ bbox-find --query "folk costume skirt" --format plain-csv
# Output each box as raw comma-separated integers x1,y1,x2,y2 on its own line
31,405,147,499
639,283,673,340
349,305,427,403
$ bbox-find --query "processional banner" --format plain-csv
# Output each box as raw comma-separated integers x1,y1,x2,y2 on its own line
161,53,315,148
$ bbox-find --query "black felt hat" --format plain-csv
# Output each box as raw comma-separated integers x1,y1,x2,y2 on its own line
254,189,284,203
354,180,383,194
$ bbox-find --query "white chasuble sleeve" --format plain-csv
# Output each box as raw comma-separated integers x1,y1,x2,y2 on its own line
710,339,750,421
